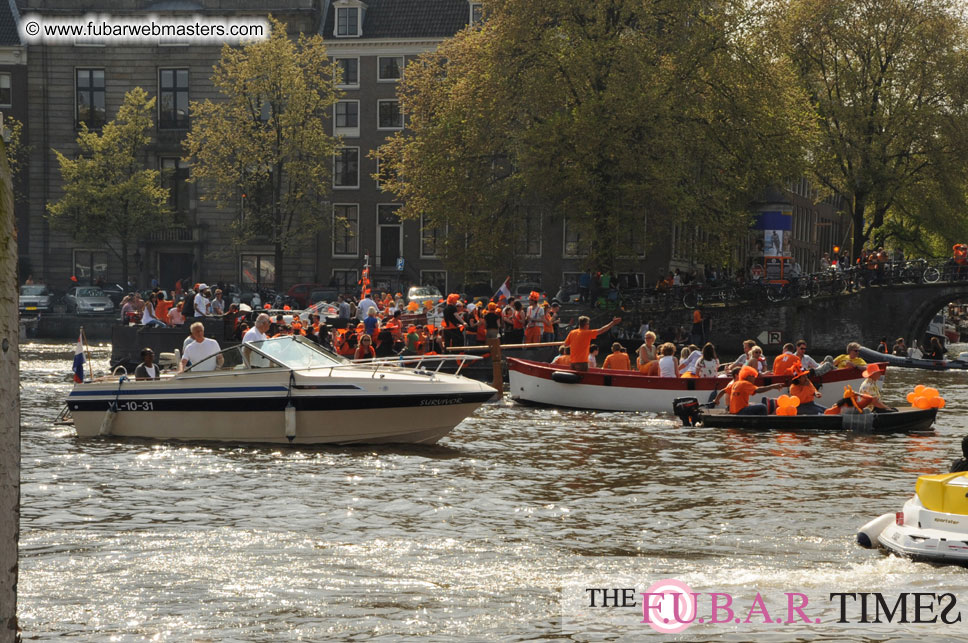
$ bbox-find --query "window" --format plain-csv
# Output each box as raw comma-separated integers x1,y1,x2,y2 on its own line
421,214,441,257
333,147,359,188
240,254,275,289
333,204,359,256
377,99,403,130
518,272,541,285
335,57,359,87
421,270,447,293
73,250,107,285
0,73,10,107
76,69,105,129
332,269,359,291
378,56,403,82
516,209,541,256
563,217,587,257
161,158,190,213
470,2,483,25
336,7,360,36
159,69,189,129
335,100,359,137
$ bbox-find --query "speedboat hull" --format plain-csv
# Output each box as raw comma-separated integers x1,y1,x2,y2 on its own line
68,368,494,445
507,358,867,413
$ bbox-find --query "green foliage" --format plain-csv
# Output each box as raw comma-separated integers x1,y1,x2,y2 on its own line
47,87,171,285
377,0,817,273
1,116,26,203
184,17,340,288
774,0,968,258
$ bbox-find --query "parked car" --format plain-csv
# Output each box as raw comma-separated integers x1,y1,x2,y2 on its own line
286,283,325,308
18,284,53,314
62,287,115,315
406,285,443,306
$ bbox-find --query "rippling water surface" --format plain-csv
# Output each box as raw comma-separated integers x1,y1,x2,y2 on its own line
16,341,968,640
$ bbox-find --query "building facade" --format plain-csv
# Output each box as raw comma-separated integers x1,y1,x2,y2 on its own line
1,0,28,278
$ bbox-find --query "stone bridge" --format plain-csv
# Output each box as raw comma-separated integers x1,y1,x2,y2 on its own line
616,282,966,357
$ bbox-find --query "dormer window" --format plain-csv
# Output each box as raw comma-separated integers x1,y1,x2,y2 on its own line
334,1,366,38
469,2,483,25
337,7,358,36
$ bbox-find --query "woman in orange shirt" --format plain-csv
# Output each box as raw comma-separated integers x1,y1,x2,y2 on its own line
789,368,825,415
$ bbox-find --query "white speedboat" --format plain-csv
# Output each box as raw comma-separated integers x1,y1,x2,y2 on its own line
858,472,968,564
67,336,494,445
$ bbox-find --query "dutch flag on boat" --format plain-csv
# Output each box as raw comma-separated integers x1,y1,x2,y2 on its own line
72,332,85,383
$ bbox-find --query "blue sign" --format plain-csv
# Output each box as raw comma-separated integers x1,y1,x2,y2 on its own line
396,257,405,271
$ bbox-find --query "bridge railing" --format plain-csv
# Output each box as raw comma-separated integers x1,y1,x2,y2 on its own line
608,258,967,316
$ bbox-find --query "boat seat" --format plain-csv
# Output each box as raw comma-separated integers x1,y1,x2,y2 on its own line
916,473,968,515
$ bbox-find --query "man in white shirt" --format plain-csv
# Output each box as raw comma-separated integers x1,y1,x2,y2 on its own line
180,322,223,372
794,340,820,370
357,294,378,320
242,313,272,367
194,285,211,317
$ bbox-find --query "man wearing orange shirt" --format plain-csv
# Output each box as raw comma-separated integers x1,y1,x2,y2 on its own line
564,315,621,371
728,365,784,414
602,342,632,370
772,343,802,376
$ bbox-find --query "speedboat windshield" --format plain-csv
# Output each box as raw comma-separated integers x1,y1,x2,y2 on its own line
183,336,347,373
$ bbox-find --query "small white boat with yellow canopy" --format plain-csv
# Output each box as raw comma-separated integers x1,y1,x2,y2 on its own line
858,471,968,564
66,336,494,445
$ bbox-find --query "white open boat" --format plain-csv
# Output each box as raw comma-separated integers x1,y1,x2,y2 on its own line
67,336,495,445
507,358,870,413
858,472,968,564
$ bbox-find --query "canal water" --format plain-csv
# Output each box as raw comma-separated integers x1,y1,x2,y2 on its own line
15,340,968,640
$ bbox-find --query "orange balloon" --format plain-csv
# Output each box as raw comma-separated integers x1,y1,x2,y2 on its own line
777,406,797,416
931,397,946,409
906,392,917,404
915,397,932,409
777,394,792,407
788,396,800,407
923,387,940,398
914,385,926,394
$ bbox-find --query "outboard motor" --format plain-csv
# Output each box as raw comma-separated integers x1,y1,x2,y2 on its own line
673,397,701,427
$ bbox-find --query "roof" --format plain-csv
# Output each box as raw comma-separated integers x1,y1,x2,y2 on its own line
321,0,469,40
0,0,22,47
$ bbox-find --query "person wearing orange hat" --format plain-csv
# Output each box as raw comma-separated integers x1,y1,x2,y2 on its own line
789,367,824,415
524,292,545,344
858,362,894,411
442,295,465,347
727,365,785,414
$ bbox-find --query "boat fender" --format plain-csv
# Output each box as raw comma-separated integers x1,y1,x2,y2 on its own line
284,403,296,441
100,375,128,436
842,410,875,432
551,370,582,384
284,370,296,441
857,512,894,548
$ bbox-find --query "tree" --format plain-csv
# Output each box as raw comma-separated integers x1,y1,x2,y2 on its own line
377,0,817,274
775,0,968,258
47,87,171,286
184,17,340,290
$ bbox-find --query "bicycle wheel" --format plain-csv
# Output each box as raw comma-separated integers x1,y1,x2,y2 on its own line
923,267,941,283
900,267,918,284
766,286,786,303
682,291,699,309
